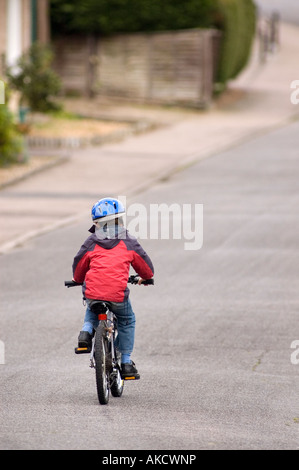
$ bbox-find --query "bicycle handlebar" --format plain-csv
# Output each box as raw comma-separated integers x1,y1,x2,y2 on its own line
64,276,154,288
128,275,154,285
64,280,82,288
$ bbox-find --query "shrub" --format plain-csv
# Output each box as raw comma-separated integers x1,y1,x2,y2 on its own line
50,0,215,35
6,42,62,113
212,0,257,88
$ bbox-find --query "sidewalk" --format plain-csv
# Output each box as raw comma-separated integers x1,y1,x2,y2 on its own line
0,21,299,255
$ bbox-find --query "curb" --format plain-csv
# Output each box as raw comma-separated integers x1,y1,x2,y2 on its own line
0,212,85,254
0,117,157,192
0,154,69,191
1,111,298,256
25,119,157,150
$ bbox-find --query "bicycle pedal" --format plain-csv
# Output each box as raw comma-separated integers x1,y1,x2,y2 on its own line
75,347,91,354
123,375,140,380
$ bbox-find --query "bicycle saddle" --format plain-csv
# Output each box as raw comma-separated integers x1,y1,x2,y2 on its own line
89,300,108,314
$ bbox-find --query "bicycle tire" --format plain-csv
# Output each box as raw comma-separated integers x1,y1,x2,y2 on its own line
94,322,110,405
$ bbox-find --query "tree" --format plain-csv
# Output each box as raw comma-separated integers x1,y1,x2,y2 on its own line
50,0,216,35
0,83,24,167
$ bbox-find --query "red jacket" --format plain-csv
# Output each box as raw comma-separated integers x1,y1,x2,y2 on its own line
72,230,154,302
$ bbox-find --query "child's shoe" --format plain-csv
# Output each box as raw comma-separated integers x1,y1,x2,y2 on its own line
121,361,140,380
75,331,92,353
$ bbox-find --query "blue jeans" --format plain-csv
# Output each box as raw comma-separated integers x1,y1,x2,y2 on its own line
82,298,136,356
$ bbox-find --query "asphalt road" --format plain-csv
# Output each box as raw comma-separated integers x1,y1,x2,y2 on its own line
1,117,299,450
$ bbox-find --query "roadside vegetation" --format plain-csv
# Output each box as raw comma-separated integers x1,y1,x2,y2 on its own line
0,82,25,167
1,0,256,167
50,0,257,89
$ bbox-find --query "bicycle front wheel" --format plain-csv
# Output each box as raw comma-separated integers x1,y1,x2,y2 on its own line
94,323,110,405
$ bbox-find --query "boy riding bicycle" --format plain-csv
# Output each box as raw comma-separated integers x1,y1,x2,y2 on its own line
72,197,154,380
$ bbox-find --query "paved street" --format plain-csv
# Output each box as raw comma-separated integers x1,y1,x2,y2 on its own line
1,115,299,450
1,20,299,254
1,8,299,450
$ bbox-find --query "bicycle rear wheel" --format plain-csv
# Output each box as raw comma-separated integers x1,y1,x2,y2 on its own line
94,323,110,405
111,365,124,397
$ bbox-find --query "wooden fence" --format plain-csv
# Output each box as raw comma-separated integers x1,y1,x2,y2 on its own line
53,28,221,108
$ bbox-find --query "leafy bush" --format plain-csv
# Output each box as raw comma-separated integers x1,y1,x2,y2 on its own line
0,83,24,167
6,42,62,113
213,0,257,88
50,0,216,35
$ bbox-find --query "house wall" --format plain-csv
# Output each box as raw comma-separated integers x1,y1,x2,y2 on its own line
0,0,7,75
0,0,49,76
22,0,32,51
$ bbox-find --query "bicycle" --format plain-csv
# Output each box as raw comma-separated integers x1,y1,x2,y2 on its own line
65,275,154,405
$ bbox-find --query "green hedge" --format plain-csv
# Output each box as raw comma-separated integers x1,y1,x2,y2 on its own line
0,105,24,167
213,0,257,88
50,0,256,88
0,81,24,167
50,0,215,34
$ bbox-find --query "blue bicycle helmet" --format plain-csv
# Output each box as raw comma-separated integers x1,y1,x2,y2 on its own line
89,197,125,232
